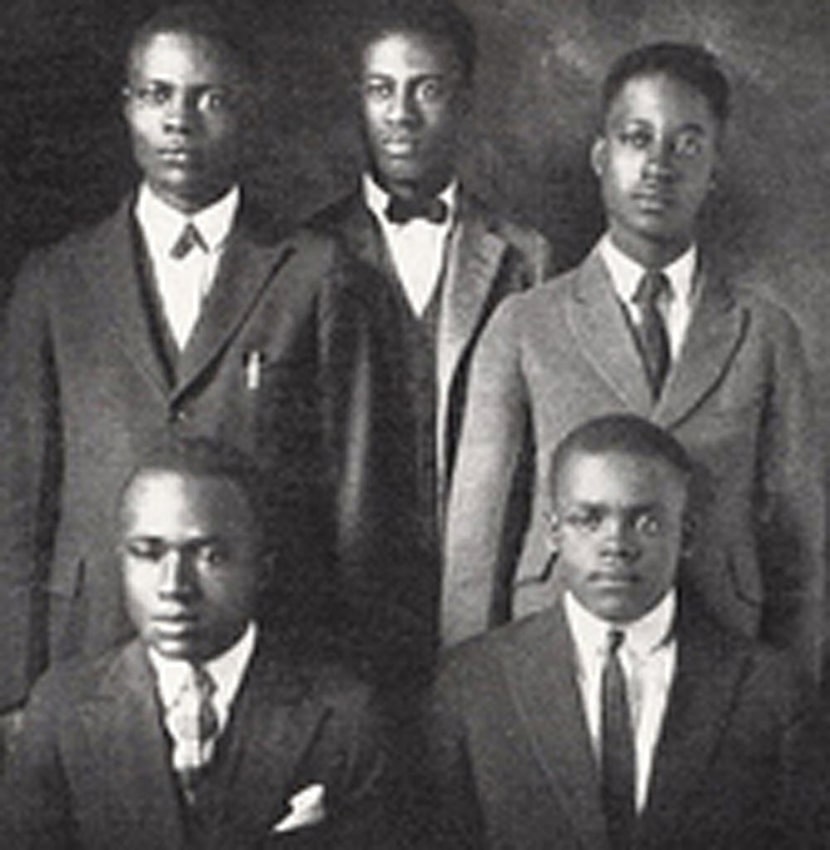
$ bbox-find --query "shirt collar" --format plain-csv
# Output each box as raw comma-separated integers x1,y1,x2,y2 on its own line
362,172,458,227
135,183,241,256
564,589,676,663
599,233,697,306
148,620,257,711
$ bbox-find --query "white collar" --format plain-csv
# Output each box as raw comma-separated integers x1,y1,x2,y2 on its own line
564,589,676,662
362,173,458,227
148,620,257,714
135,183,241,256
599,234,697,306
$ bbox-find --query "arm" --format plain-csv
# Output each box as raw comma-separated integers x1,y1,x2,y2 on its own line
756,308,825,682
0,257,60,710
442,298,532,645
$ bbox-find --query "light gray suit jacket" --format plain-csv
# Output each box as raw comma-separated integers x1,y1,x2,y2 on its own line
443,243,824,678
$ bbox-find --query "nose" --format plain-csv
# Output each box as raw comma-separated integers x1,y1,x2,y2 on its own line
157,548,195,598
643,137,675,180
385,87,419,126
162,92,194,134
602,514,637,552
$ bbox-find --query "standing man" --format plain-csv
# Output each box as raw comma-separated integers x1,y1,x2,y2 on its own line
0,5,364,722
443,43,824,682
6,438,395,849
311,0,551,680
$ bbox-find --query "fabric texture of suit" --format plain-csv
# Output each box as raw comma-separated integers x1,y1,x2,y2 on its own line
5,632,395,850
0,194,375,710
443,242,824,677
425,601,810,850
309,189,551,680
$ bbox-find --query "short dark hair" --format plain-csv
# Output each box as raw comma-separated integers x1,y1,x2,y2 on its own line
126,3,259,81
548,414,693,498
354,0,477,83
118,436,266,535
601,42,730,127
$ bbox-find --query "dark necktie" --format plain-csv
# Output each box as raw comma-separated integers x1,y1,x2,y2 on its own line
385,195,449,225
601,628,636,850
170,221,208,260
632,270,671,398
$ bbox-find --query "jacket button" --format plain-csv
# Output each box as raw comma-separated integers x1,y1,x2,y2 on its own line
169,407,188,424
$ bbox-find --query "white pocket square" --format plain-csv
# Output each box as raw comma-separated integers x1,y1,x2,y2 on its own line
272,784,326,833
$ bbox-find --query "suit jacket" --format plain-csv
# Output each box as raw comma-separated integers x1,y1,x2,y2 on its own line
309,189,551,679
425,601,809,850
5,633,395,850
443,242,824,678
0,194,374,709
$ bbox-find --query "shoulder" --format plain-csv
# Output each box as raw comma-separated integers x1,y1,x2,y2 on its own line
304,191,366,236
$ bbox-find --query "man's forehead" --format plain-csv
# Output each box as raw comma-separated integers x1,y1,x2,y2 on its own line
127,30,245,83
363,28,461,73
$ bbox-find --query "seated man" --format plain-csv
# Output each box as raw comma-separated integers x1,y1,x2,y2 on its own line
6,438,395,850
426,414,810,850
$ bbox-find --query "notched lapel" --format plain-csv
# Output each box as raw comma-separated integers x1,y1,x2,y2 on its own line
567,249,654,412
78,642,186,849
175,222,294,397
504,608,611,850
655,265,746,428
638,622,744,847
80,199,170,396
208,646,330,844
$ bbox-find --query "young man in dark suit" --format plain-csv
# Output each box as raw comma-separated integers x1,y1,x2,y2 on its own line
0,4,369,726
310,0,551,682
443,43,824,683
428,414,810,850
6,438,395,850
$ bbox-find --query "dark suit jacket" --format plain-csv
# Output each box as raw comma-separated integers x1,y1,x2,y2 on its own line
0,195,374,710
5,632,396,850
443,242,824,678
309,189,551,678
425,602,810,850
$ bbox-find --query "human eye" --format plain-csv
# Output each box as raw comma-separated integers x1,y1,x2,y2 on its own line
673,131,704,159
416,77,447,103
133,83,172,108
198,88,233,112
633,511,661,536
125,538,167,561
191,542,229,569
363,78,393,101
565,508,603,532
618,126,652,150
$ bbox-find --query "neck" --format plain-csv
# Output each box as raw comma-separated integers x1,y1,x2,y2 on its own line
371,168,454,202
609,230,694,270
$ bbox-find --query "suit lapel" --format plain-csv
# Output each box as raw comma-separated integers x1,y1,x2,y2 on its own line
654,261,746,428
436,200,508,488
205,639,330,845
638,614,746,847
81,197,170,396
174,210,294,399
78,641,186,849
504,607,611,850
566,247,655,412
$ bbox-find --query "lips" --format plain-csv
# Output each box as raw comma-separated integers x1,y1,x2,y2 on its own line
381,136,419,156
157,147,200,166
633,189,674,210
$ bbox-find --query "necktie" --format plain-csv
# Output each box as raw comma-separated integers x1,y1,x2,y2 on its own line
385,195,449,225
166,664,219,803
170,221,208,259
601,628,635,850
632,270,670,398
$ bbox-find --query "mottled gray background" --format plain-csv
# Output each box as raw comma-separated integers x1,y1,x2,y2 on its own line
1,0,829,429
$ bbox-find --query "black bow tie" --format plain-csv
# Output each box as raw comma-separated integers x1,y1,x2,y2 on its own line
385,195,449,225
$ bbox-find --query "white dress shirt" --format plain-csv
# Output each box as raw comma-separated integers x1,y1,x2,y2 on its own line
599,235,698,360
564,591,677,812
363,174,457,317
135,184,241,348
149,621,257,765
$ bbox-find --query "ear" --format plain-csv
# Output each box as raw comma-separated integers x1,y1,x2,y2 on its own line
590,136,607,179
546,511,562,557
680,515,695,560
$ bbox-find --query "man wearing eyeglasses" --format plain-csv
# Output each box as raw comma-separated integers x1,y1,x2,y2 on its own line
0,4,364,731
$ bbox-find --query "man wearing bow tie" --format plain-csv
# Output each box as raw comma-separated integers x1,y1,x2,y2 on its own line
0,4,368,729
6,438,396,850
443,43,824,683
310,0,551,683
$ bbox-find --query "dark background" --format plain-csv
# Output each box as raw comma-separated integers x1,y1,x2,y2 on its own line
1,0,829,429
